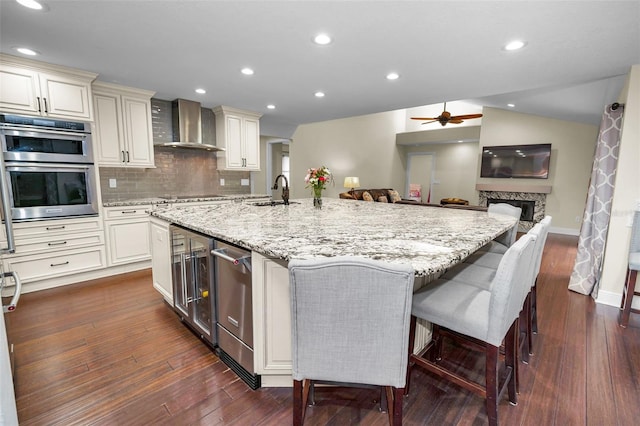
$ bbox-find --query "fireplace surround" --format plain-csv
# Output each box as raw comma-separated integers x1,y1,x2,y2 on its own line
478,187,548,232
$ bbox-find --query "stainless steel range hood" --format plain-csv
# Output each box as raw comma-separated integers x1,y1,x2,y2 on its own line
155,99,224,151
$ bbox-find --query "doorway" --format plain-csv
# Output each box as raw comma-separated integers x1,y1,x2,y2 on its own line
406,152,435,203
266,140,290,195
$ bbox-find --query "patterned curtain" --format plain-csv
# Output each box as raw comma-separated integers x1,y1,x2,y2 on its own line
568,104,624,297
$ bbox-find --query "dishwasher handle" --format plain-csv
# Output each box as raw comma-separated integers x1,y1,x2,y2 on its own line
211,248,252,272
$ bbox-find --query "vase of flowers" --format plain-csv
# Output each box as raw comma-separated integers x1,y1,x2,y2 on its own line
305,166,333,208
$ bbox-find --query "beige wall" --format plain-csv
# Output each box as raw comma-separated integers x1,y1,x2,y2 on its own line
290,110,406,199
478,107,599,231
599,65,640,302
402,143,479,204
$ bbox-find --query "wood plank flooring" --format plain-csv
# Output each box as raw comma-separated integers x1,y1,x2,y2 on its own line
4,234,640,425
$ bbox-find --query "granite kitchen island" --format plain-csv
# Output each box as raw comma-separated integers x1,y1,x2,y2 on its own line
150,198,517,386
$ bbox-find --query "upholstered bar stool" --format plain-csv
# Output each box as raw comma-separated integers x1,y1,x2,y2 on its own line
289,256,415,426
619,210,640,328
406,234,536,426
483,203,522,254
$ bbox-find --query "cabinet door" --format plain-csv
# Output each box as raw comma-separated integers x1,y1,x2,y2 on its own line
93,92,125,165
243,117,260,170
225,114,245,169
150,218,172,303
122,95,154,167
105,218,151,266
0,65,40,114
39,72,92,119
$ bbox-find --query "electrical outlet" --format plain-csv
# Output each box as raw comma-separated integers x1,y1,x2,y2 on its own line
220,178,225,186
241,179,250,186
109,178,117,188
575,215,581,222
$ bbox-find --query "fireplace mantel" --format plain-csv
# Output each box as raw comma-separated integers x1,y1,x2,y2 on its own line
475,183,552,194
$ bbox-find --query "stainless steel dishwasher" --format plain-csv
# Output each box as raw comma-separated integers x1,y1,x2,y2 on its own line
211,240,260,389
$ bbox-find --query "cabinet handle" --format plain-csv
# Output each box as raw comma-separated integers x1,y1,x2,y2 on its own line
50,261,70,267
120,210,137,214
126,151,130,163
43,97,49,113
121,151,126,163
36,96,42,113
47,241,68,246
46,225,66,231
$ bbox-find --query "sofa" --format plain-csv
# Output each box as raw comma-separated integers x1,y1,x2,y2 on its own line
339,189,487,210
339,188,442,207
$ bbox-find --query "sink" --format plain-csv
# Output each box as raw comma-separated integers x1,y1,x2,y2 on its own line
159,194,223,200
252,201,300,207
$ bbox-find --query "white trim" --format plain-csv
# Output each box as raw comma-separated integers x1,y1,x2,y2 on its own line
549,226,580,236
597,288,640,309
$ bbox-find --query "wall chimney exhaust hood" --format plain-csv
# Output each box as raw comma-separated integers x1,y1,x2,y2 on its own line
155,99,224,151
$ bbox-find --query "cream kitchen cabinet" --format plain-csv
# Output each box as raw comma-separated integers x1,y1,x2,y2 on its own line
252,252,293,386
213,106,262,171
103,206,152,266
0,54,96,120
92,82,155,168
1,216,106,284
149,216,172,304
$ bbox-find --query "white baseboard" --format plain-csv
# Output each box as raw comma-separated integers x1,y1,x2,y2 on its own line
549,226,580,236
596,289,640,310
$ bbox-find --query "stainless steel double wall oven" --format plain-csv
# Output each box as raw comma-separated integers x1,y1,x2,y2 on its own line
0,113,98,221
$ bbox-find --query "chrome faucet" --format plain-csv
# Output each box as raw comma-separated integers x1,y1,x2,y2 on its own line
272,174,289,205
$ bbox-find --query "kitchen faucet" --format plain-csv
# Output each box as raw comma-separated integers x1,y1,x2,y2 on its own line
272,175,289,205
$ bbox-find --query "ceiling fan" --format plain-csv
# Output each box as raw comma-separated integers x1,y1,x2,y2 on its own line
410,102,483,126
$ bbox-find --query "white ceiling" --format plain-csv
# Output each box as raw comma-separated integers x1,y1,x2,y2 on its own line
1,0,638,138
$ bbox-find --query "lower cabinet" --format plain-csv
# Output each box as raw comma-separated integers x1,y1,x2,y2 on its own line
149,217,172,304
1,216,106,284
103,206,152,267
252,252,293,385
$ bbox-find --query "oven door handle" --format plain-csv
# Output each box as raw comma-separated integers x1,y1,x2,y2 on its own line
0,155,15,254
2,271,21,313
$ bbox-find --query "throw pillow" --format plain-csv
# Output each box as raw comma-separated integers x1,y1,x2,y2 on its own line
362,191,374,202
378,196,388,203
387,190,402,203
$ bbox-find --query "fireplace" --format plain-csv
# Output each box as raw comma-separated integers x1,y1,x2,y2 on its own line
477,188,548,232
487,199,536,222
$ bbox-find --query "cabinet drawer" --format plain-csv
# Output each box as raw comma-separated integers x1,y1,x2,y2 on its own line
4,246,106,283
12,231,103,256
104,206,151,220
7,217,103,240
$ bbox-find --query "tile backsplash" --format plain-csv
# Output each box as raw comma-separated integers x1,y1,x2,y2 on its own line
99,147,251,202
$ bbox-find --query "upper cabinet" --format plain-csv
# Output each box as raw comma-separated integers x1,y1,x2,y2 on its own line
92,81,155,168
213,106,262,171
0,54,96,120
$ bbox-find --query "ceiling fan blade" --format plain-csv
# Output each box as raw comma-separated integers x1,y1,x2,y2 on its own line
421,120,439,125
450,114,483,120
410,117,438,120
448,119,464,124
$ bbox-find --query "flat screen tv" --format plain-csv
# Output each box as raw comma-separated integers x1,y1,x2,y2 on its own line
480,143,551,179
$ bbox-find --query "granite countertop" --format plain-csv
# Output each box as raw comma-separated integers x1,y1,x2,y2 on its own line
150,198,517,277
103,194,270,207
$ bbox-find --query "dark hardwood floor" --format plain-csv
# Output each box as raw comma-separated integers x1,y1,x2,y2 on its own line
4,234,640,425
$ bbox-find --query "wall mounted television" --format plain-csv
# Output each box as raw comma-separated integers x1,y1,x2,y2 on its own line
480,143,551,179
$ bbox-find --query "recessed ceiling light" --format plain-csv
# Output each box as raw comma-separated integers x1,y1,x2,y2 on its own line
386,72,400,80
241,67,254,75
314,91,325,98
504,40,526,51
195,88,206,94
507,103,515,107
313,33,332,45
15,47,38,56
16,0,44,10
267,104,276,110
